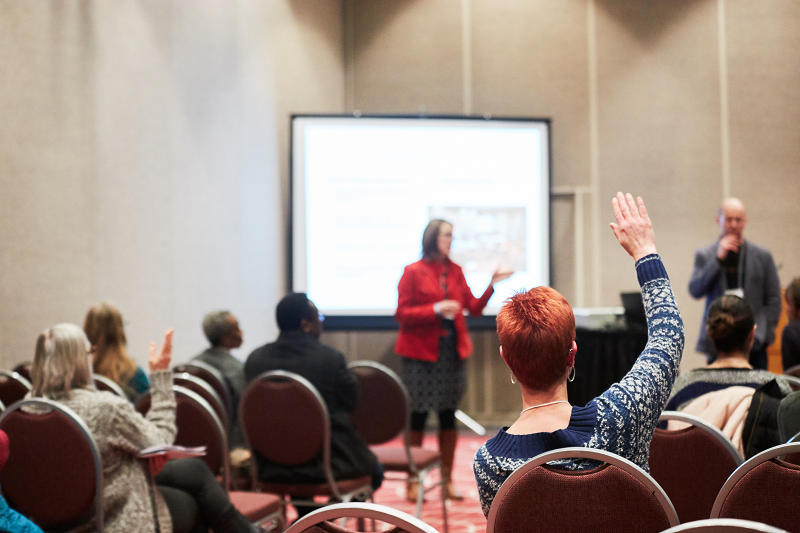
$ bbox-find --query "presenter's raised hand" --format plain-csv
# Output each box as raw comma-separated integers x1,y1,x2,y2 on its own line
609,192,657,261
717,233,740,261
438,300,462,320
491,269,514,285
148,328,174,372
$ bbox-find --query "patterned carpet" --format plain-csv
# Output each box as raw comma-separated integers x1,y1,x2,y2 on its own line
285,433,491,533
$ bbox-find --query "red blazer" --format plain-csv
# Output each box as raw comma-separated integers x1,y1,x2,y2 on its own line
394,258,493,362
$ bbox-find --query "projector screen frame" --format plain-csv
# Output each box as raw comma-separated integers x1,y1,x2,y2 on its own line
289,113,552,331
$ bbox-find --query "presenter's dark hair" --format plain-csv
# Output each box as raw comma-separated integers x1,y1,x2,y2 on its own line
276,293,317,331
421,219,451,260
786,277,800,309
706,295,755,353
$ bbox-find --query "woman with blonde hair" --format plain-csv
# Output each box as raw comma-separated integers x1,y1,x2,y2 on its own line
31,323,254,533
83,303,149,399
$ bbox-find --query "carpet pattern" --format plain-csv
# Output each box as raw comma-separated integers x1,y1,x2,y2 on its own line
284,433,490,533
370,434,489,533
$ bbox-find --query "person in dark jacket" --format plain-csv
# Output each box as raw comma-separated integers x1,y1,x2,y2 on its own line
244,293,382,514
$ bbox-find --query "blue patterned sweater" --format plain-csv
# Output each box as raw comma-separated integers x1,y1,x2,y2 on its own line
473,254,684,517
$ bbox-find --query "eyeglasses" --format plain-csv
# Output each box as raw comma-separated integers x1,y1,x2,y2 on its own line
318,313,325,323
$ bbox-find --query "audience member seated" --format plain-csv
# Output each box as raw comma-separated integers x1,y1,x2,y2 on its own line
666,295,792,453
782,277,800,371
84,303,150,401
0,429,44,533
192,310,246,449
30,323,254,533
472,193,684,517
244,293,383,515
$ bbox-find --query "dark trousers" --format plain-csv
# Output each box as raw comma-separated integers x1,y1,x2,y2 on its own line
749,345,768,370
156,458,235,533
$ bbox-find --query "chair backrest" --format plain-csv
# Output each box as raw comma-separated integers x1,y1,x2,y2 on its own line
650,411,742,523
0,398,103,531
711,442,800,531
783,364,800,379
284,502,440,533
173,361,233,419
173,372,229,432
135,385,228,484
347,361,408,445
0,371,32,407
240,371,334,491
779,374,800,392
92,374,128,398
486,447,678,533
661,518,791,532
11,363,32,384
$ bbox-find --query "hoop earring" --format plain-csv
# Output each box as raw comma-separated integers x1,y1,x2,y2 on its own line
567,366,576,383
511,373,516,384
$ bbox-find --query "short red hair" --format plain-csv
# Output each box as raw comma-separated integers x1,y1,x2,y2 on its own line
497,286,575,390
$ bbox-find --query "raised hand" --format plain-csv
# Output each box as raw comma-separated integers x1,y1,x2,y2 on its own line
717,233,740,260
148,328,174,372
609,192,657,261
491,269,514,285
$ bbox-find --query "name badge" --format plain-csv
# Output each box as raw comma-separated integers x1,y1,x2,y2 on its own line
725,288,744,298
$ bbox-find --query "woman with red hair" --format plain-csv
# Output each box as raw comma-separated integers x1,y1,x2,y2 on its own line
473,193,685,516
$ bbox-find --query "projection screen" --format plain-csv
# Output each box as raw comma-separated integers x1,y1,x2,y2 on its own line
291,115,551,329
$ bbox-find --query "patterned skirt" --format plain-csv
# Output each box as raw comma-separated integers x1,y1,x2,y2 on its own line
401,321,466,412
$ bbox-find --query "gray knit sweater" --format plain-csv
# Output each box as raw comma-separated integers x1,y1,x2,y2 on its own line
49,370,176,533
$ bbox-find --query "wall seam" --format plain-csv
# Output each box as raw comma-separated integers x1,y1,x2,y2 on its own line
587,0,602,306
461,0,472,115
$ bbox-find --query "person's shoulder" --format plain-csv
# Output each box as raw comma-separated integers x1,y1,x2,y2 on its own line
743,240,775,257
245,342,274,360
695,241,718,255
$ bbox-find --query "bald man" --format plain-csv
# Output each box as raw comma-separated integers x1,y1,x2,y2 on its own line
689,198,782,368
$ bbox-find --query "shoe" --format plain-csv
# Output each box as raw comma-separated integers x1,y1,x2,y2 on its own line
438,429,464,501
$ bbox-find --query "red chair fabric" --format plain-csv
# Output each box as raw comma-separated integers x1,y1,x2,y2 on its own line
348,362,445,527
0,399,102,530
486,448,677,533
0,371,31,408
173,373,229,433
712,442,800,532
240,371,373,504
173,362,233,419
649,412,742,523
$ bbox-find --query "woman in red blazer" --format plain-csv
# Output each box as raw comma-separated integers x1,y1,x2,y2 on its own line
395,219,511,501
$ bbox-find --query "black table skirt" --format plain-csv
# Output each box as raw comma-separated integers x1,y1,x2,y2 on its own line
567,327,648,407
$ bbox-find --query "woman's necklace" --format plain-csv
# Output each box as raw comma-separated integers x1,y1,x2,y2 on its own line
520,400,571,415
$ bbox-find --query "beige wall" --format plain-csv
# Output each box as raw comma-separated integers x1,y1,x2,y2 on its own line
0,0,345,368
326,0,800,424
1,0,799,425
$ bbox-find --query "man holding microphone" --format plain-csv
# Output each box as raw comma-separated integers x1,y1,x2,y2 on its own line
689,198,782,368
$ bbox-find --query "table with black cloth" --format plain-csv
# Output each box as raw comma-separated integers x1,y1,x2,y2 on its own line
567,327,648,407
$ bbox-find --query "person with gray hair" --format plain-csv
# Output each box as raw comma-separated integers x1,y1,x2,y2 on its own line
192,310,246,448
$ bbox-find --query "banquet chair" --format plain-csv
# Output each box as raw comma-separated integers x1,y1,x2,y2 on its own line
0,371,31,408
158,385,285,531
348,361,447,530
649,411,742,523
783,364,800,379
486,447,678,533
711,442,800,532
660,518,790,532
0,398,104,531
173,361,233,420
173,372,230,434
284,502,440,533
779,374,800,392
240,371,373,509
11,363,32,383
93,374,127,398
